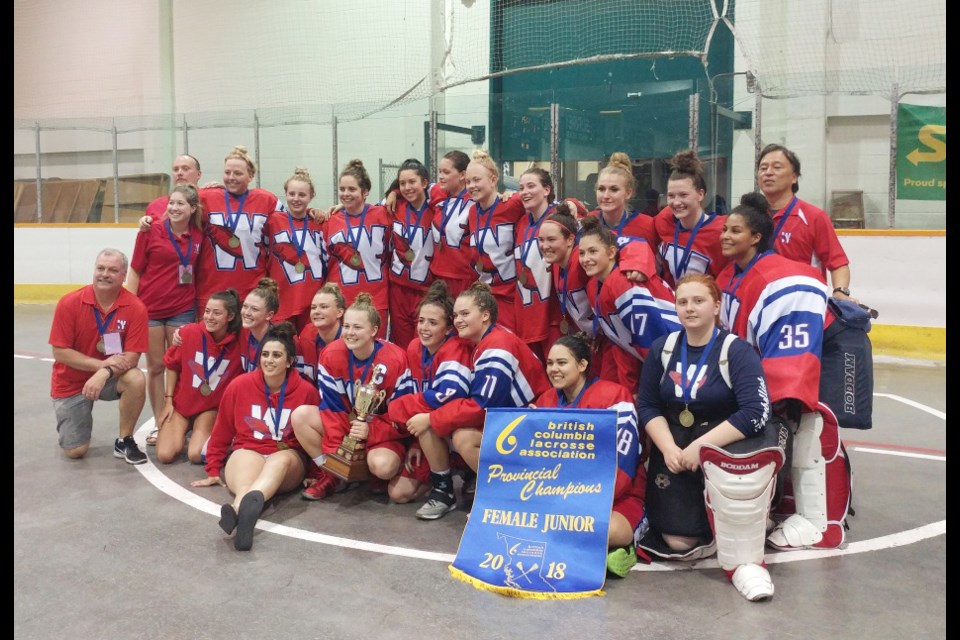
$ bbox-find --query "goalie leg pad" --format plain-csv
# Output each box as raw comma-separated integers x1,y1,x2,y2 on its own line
731,563,775,602
700,443,785,571
769,407,851,550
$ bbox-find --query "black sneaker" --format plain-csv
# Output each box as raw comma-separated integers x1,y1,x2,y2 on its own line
461,468,477,496
416,488,457,520
114,436,147,465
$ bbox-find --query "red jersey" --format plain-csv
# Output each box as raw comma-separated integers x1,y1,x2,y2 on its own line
534,379,643,501
468,194,525,297
204,368,320,477
296,323,341,384
162,322,243,418
514,208,558,343
771,197,850,280
49,286,149,398
717,250,830,412
587,208,659,257
197,187,278,306
146,195,169,219
387,333,474,424
264,211,327,323
654,208,729,288
429,326,551,435
315,339,412,452
430,186,476,283
131,217,203,319
551,247,594,335
389,197,436,293
323,204,392,310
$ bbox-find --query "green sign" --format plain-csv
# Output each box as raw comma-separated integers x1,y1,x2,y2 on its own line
897,104,945,201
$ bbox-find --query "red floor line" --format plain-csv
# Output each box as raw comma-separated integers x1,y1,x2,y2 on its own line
843,439,946,456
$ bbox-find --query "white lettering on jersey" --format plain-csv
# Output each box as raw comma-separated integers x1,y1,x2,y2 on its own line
391,222,433,283
331,225,388,285
471,222,517,281
190,353,232,390
273,228,325,283
435,198,470,248
209,212,268,269
250,404,293,440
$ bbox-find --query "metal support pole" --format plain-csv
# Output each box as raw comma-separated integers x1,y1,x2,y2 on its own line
253,111,261,189
182,116,189,155
550,103,560,198
887,84,898,229
331,116,339,197
112,122,120,223
429,111,439,181
34,122,42,223
688,94,699,152
754,91,763,186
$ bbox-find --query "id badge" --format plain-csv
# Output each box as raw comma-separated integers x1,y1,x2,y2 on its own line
179,264,194,285
102,332,123,355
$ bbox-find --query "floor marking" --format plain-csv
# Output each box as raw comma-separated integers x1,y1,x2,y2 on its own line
16,354,946,569
850,447,946,462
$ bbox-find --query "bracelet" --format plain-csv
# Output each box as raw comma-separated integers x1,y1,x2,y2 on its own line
104,366,114,379
833,286,851,296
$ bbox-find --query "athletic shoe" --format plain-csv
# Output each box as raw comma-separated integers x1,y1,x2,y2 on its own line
114,436,147,465
301,469,342,501
606,545,638,578
461,468,477,496
235,490,264,551
416,489,457,520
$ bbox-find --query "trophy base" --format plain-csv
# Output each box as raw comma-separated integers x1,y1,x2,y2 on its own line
323,437,371,482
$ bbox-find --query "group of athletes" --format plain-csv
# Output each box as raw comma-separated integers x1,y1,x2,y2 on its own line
122,141,857,600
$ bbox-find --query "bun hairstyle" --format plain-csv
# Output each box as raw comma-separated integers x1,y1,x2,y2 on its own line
224,145,257,178
262,321,299,365
417,280,455,327
668,149,707,193
552,334,592,369
578,212,618,250
459,281,498,324
284,166,316,199
208,288,243,334
250,277,281,314
340,159,372,194
443,150,471,173
315,282,347,312
348,291,381,329
731,192,775,252
470,149,499,182
600,151,636,193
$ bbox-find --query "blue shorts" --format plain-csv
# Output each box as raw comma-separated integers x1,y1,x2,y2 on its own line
149,308,196,329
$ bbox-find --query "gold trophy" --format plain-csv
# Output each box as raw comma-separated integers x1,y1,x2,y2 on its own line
322,380,387,482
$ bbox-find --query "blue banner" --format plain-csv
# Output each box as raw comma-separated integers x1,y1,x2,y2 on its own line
450,407,618,599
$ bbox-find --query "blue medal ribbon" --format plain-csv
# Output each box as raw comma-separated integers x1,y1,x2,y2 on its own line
262,375,289,440
165,219,193,268
201,332,228,386
286,211,309,263
678,328,719,406
93,307,118,340
343,204,369,251
347,341,383,405
671,212,711,280
474,196,501,260
722,251,766,325
556,377,595,408
223,189,249,236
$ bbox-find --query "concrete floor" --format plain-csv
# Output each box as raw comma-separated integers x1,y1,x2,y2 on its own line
14,304,946,640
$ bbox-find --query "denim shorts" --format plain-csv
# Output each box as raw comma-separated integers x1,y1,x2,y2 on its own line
149,308,196,329
52,377,121,449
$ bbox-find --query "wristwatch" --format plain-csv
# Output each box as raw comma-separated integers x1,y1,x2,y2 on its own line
833,287,850,296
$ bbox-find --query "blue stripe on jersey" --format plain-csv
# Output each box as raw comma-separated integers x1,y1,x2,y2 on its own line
423,361,472,409
316,368,348,412
611,399,640,479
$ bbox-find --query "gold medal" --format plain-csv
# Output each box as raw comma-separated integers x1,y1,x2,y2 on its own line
350,254,362,268
518,272,527,286
404,249,415,262
475,260,485,274
559,319,570,335
200,383,212,396
96,339,105,354
679,406,695,428
277,441,289,450
228,235,240,249
180,271,192,284
295,261,306,274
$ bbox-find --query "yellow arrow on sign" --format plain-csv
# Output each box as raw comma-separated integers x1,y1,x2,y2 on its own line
906,124,946,166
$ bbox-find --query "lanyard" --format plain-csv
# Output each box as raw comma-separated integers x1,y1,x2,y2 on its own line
557,265,570,320
246,331,264,372
262,376,289,436
723,251,765,324
557,377,595,408
315,325,341,363
347,341,383,404
772,196,799,246
93,307,117,337
223,189,249,235
404,199,429,247
439,190,467,238
474,197,501,258
419,336,448,388
286,212,309,261
520,206,552,267
601,209,634,236
678,328,719,405
165,219,193,268
343,204,369,249
201,332,228,383
591,279,603,338
671,212,710,279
